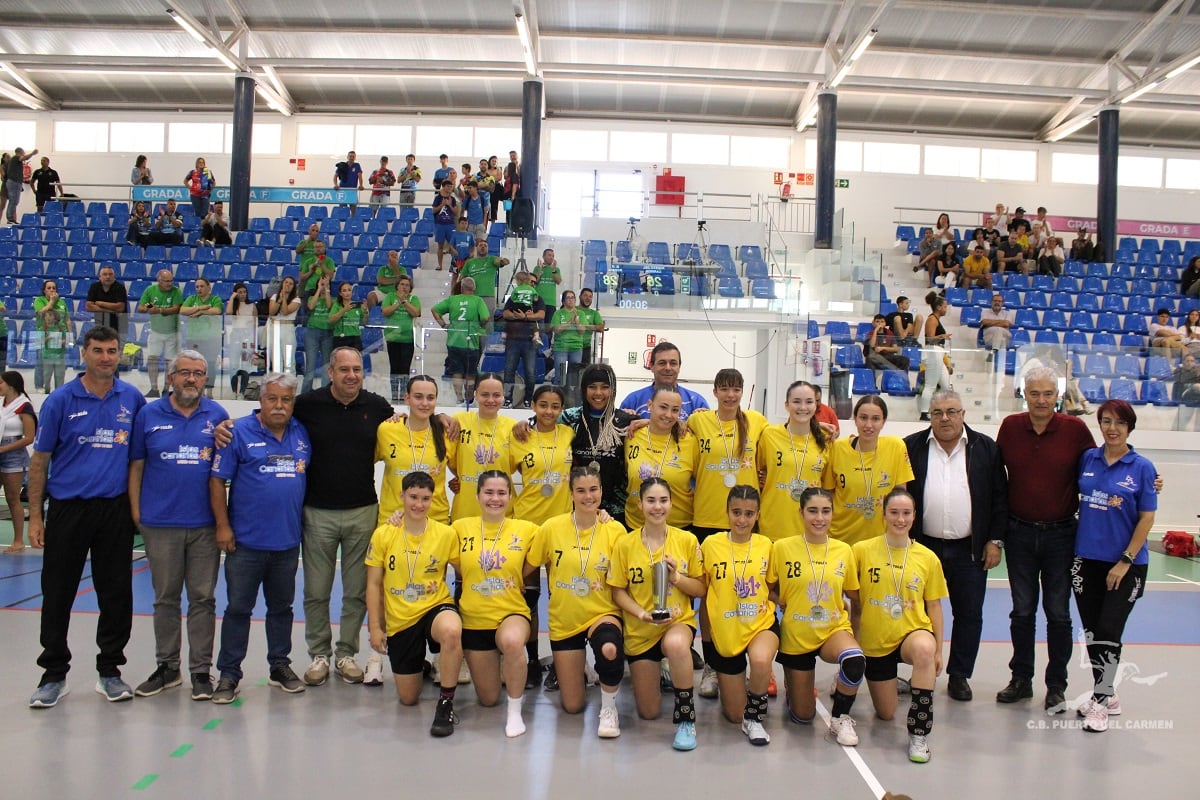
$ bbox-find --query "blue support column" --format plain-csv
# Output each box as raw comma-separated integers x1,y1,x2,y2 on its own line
1097,106,1119,262
229,73,255,231
814,90,837,249
519,77,543,242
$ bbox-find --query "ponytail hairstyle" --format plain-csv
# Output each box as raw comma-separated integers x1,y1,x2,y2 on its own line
785,380,828,450
406,374,447,463
650,386,685,444
639,475,672,499
798,486,833,508
476,468,513,495
881,486,915,511
725,483,760,508
713,368,749,458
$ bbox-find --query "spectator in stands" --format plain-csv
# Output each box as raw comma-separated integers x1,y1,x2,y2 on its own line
550,290,588,400
1180,256,1200,298
487,156,505,222
300,240,336,296
303,276,335,393
184,157,216,218
931,242,961,288
886,296,922,345
1009,207,1030,239
994,234,1027,275
126,200,154,246
449,217,475,277
577,288,604,365
0,298,8,372
810,384,840,439
1181,308,1200,355
34,280,70,393
0,153,8,222
150,198,184,246
459,162,474,195
397,154,421,206
180,278,224,397
86,265,127,345
200,201,232,247
335,150,363,199
366,249,404,312
502,151,520,218
139,270,184,398
1033,207,1054,241
131,154,153,186
295,222,322,259
431,276,490,404
459,240,509,321
863,314,910,372
444,168,459,199
329,282,364,353
0,370,35,552
912,228,941,276
226,283,258,398
1174,353,1200,430
269,275,301,323
961,245,992,290
966,229,990,258
980,293,1015,356
1035,236,1064,277
4,146,38,224
1148,308,1185,355
501,271,546,409
367,156,395,217
381,274,420,402
30,156,62,213
433,154,452,186
981,218,1001,248
932,212,953,245
1070,228,1095,262
534,249,563,342
989,203,1010,240
917,292,952,422
619,341,710,421
432,180,458,271
462,181,489,241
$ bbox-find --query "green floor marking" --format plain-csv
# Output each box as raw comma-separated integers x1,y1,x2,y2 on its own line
202,718,223,731
132,774,159,791
231,697,244,707
255,677,268,687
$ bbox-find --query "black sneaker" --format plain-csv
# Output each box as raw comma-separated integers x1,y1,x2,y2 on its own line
211,677,239,704
525,659,543,690
134,664,182,697
431,696,456,737
996,678,1034,704
543,663,559,692
268,665,306,694
191,674,214,701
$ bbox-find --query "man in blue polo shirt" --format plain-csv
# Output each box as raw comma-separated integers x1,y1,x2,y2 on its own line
462,180,489,241
619,341,710,421
432,180,458,271
28,325,147,709
128,349,229,701
208,373,310,704
334,150,364,212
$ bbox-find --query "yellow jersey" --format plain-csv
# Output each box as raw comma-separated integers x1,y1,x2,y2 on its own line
451,517,540,630
376,420,456,525
755,426,831,541
700,532,777,658
773,535,858,655
851,537,948,658
687,409,770,529
623,427,698,529
608,526,703,656
364,519,458,636
527,513,629,640
450,412,515,521
508,424,575,525
823,436,914,545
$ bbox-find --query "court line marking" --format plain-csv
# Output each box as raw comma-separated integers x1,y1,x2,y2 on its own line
1166,573,1200,587
812,698,887,799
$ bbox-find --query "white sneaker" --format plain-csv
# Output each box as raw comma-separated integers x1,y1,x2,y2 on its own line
584,661,600,686
1076,693,1121,717
363,654,384,686
429,654,441,683
598,706,621,738
908,733,931,763
458,659,472,685
303,655,330,686
698,665,719,699
896,676,912,695
829,715,859,746
741,718,770,746
1081,702,1109,733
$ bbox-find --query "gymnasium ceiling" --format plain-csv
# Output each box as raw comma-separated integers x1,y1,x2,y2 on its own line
4,0,1200,147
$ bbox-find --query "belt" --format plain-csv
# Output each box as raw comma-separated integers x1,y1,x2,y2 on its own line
916,533,972,546
1010,515,1076,530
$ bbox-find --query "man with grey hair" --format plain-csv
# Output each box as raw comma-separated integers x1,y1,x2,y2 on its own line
903,389,1007,703
209,372,310,703
979,293,1014,354
138,269,183,398
128,350,229,700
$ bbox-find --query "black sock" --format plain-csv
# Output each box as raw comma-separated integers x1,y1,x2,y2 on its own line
831,689,857,718
525,640,539,664
744,690,768,722
439,684,456,701
673,688,695,723
907,687,933,736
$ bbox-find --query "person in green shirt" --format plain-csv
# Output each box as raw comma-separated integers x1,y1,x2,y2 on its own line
180,277,224,395
457,240,509,320
576,287,605,365
303,275,335,393
294,222,322,259
33,280,71,392
300,240,337,295
534,249,562,345
365,249,403,312
431,277,490,403
381,274,420,402
138,269,184,397
549,290,588,402
330,282,365,352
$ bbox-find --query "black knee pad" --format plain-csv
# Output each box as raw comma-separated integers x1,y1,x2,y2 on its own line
523,586,540,613
838,648,866,688
589,622,625,686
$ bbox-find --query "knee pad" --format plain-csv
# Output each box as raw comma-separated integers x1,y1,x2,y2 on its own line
589,622,625,686
838,648,866,688
523,586,540,613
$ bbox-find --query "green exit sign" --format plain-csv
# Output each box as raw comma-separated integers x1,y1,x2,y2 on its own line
836,178,850,188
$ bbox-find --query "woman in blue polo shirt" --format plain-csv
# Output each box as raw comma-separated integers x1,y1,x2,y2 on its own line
1072,398,1157,734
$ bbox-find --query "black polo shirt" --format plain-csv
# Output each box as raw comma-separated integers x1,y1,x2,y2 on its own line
86,280,128,331
293,385,395,509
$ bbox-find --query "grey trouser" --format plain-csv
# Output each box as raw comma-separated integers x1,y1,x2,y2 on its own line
140,525,221,675
301,504,377,660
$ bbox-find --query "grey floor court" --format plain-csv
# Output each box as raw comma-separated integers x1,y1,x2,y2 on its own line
3,611,1195,798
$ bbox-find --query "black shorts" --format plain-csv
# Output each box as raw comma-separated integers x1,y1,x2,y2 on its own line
626,625,698,662
550,630,588,652
863,629,932,682
707,621,781,675
461,613,530,652
776,646,823,672
444,346,481,377
386,604,458,676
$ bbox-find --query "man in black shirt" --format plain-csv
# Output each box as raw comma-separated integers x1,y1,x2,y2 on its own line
85,265,128,343
30,157,62,213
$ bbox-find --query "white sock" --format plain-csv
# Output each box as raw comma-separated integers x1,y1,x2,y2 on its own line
506,695,526,738
601,688,618,711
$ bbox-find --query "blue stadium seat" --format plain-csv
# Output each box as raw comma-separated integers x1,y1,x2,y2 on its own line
200,263,225,281
1031,275,1055,292
708,244,732,261
738,245,765,262
406,234,429,253
1090,332,1119,353
45,260,69,278
234,231,257,247
1095,312,1123,333
614,241,634,262
881,369,914,396
849,368,877,394
1141,379,1175,406
969,288,991,307
174,262,198,281
267,247,291,265
1024,291,1048,310
1146,356,1173,380
825,321,853,344
398,250,422,271
645,242,672,265
1044,310,1069,331
1083,353,1114,378
345,250,370,268
945,288,968,306
1113,354,1143,380
1033,330,1060,347
398,207,419,225
413,218,435,237
716,276,743,298
1099,294,1126,313
1005,273,1030,291
18,243,43,260
1013,309,1039,329
745,261,769,280
1078,377,1106,403
960,307,982,327
1076,295,1100,313
750,279,775,299
1064,261,1086,278
1049,291,1073,311
227,263,252,282
18,259,44,277
1062,330,1088,352
1108,378,1138,403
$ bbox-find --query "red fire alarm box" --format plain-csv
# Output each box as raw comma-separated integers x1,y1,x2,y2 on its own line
654,174,685,205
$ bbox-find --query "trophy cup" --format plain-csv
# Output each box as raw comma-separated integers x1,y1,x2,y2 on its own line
651,561,672,621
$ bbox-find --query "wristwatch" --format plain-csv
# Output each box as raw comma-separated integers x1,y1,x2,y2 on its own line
989,539,1004,550
1120,551,1135,564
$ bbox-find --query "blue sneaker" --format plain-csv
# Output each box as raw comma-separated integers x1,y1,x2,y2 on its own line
672,721,697,751
95,676,134,702
29,681,69,708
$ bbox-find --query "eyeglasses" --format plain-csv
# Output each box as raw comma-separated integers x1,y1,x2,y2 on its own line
172,369,207,379
930,408,963,419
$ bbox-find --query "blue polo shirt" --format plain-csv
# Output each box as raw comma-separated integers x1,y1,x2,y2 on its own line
451,230,475,262
620,383,710,422
33,376,146,500
338,161,363,189
130,396,229,527
1076,446,1158,565
463,195,486,226
211,413,310,551
433,167,451,185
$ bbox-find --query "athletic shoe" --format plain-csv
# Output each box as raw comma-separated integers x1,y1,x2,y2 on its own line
303,655,329,686
1081,702,1109,733
698,665,719,699
897,676,912,695
690,648,703,670
95,676,134,702
767,674,778,698
335,656,364,684
742,718,770,746
29,681,69,709
211,678,239,704
363,655,384,687
829,715,859,746
908,734,931,763
598,706,621,738
191,674,214,701
543,663,559,692
431,697,456,738
672,721,697,751
135,664,182,697
1077,694,1121,717
584,661,600,686
458,659,472,685
525,659,542,690
268,666,306,694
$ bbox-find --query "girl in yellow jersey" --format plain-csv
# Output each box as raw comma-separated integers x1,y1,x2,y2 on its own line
623,388,698,529
377,375,455,525
609,477,706,751
850,488,947,764
699,485,779,747
449,373,513,521
527,467,629,737
450,471,541,738
823,395,914,545
756,380,832,541
774,487,865,747
364,472,463,737
509,385,575,523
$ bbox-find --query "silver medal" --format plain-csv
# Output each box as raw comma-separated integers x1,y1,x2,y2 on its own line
790,487,806,502
889,603,903,620
540,483,555,497
862,506,875,520
809,605,827,623
588,460,601,473
572,577,591,597
403,585,420,602
476,583,491,598
723,472,737,488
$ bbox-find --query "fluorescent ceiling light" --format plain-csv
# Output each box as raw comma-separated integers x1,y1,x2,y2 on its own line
515,14,536,75
1167,54,1200,79
847,29,877,63
1047,115,1093,143
829,64,852,88
1120,81,1159,104
0,81,47,111
167,9,207,45
168,7,242,71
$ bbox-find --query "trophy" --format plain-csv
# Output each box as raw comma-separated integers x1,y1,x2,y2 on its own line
651,561,672,621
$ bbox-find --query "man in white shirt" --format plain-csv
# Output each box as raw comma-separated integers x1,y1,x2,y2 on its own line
903,390,1008,703
980,293,1015,352
1036,236,1065,277
1148,308,1185,354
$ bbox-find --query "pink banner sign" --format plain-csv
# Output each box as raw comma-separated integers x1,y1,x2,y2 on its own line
979,213,1200,239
